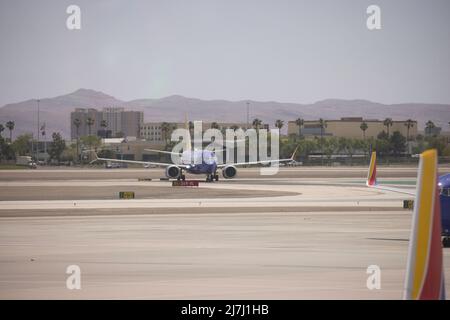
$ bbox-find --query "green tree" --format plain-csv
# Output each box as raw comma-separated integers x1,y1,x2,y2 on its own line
426,136,447,156
97,148,115,159
404,119,414,141
295,118,304,137
6,121,15,142
252,118,262,131
318,119,327,165
337,137,359,165
86,117,95,136
323,137,338,162
360,122,368,140
80,135,101,150
275,119,284,130
210,122,220,130
73,118,81,162
100,119,108,137
377,130,389,141
389,131,406,155
297,139,317,162
11,134,32,156
383,118,393,137
0,124,4,138
0,136,15,160
48,132,66,163
425,120,436,136
161,122,171,144
375,136,390,155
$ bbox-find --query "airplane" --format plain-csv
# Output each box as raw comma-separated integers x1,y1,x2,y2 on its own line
393,149,446,300
87,127,299,182
366,151,450,248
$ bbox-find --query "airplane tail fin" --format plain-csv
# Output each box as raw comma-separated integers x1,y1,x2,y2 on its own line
404,149,445,300
366,151,377,187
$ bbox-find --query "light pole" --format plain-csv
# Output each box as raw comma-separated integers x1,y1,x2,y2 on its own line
36,99,40,162
41,122,46,161
246,101,250,129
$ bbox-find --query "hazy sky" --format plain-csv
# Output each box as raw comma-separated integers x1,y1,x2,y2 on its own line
1,0,449,106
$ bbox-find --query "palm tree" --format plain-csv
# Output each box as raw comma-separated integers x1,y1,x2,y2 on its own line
252,118,263,160
100,119,108,138
404,119,414,141
275,119,284,130
86,117,95,136
318,119,327,165
73,118,81,135
73,118,81,162
161,122,171,144
6,121,15,142
383,118,393,137
252,118,262,131
295,118,304,137
360,122,368,140
0,124,4,138
425,120,435,136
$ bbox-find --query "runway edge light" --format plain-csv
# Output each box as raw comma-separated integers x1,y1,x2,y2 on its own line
403,149,445,300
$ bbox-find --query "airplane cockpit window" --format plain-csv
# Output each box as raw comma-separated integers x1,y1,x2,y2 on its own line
202,151,217,165
441,188,450,197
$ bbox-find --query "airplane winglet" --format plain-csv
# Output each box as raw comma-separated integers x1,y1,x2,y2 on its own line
366,151,377,186
290,145,300,161
82,149,99,164
404,149,445,300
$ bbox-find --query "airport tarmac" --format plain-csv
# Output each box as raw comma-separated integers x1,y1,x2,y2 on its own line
0,166,449,299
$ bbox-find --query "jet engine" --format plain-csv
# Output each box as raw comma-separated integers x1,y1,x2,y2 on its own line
222,165,237,179
165,165,181,179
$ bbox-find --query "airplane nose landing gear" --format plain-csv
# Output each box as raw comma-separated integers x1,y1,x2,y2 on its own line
443,237,450,248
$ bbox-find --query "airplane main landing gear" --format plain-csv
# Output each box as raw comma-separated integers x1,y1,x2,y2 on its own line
206,173,218,182
443,237,450,248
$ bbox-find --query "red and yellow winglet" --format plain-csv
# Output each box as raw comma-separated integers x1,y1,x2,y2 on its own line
366,151,377,186
404,149,445,300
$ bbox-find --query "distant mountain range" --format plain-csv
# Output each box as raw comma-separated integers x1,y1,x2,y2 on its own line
0,88,449,139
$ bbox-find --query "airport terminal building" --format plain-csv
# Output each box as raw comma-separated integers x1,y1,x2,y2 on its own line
70,108,143,140
287,117,418,139
140,122,250,144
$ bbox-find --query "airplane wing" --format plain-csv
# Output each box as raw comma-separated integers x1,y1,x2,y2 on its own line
144,149,181,156
366,151,415,196
86,150,188,168
217,146,299,168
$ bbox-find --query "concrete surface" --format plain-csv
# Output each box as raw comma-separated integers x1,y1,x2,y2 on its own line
0,167,449,299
